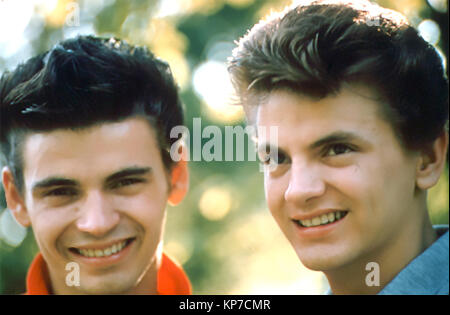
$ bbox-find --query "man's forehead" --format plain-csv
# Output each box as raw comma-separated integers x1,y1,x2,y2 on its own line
256,83,382,108
21,118,160,179
256,84,385,123
23,117,156,149
253,85,394,148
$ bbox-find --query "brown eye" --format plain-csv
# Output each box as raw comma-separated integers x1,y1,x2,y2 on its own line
326,144,353,156
43,187,78,197
274,152,288,164
110,178,145,189
259,151,289,165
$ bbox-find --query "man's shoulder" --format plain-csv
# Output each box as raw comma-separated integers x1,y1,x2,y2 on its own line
432,225,449,295
379,225,449,295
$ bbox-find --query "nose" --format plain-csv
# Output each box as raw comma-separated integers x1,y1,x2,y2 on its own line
76,190,120,237
284,161,326,204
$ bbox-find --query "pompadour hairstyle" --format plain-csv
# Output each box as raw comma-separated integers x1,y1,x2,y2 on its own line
228,0,448,152
0,35,184,193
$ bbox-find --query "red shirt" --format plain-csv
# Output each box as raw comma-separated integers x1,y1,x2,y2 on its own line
25,253,192,295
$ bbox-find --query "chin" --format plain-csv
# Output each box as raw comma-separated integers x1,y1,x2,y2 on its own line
80,283,133,295
294,245,356,272
78,275,139,294
298,255,336,272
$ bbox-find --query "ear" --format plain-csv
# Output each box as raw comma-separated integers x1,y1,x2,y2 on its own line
2,167,31,227
168,145,189,206
416,131,449,190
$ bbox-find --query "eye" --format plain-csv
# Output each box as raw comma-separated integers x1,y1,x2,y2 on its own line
259,151,291,175
110,178,145,190
259,151,289,166
43,187,78,197
325,143,354,157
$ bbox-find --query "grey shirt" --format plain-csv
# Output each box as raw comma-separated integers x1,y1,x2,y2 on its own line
378,225,449,295
325,225,449,295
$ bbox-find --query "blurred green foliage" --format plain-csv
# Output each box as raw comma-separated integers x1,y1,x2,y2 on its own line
0,0,448,294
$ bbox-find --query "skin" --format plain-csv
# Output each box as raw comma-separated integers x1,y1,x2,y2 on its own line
2,117,189,294
255,85,448,294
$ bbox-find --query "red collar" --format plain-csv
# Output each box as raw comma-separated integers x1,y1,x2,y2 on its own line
25,253,191,295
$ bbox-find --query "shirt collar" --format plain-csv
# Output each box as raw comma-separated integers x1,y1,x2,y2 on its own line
25,252,191,295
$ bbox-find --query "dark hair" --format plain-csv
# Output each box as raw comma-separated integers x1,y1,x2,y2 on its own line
228,0,448,151
0,35,184,193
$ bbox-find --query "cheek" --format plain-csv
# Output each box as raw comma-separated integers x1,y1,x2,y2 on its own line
117,188,168,231
373,159,416,220
326,165,380,227
355,166,387,214
30,206,73,257
132,196,167,258
264,174,287,220
332,160,385,193
331,159,411,230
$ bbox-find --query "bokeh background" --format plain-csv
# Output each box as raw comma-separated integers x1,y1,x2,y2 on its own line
0,0,448,294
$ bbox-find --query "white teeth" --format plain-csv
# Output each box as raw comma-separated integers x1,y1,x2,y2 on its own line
76,240,129,258
327,212,335,222
312,217,321,226
298,211,346,227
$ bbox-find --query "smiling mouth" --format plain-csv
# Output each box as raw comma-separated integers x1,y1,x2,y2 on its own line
294,211,348,228
69,238,136,258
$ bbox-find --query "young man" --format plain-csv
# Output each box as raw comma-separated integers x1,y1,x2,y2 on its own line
228,0,449,294
1,36,191,294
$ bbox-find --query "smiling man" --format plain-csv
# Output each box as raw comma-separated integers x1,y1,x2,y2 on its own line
228,0,449,294
0,36,191,294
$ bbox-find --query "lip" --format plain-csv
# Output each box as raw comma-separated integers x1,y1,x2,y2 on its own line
293,211,348,239
68,238,136,268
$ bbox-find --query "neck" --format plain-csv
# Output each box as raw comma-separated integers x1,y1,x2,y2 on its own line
124,261,158,295
325,203,437,295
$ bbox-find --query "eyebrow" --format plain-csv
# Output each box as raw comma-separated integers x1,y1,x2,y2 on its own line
308,131,368,150
31,166,152,193
257,131,368,154
104,166,152,183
